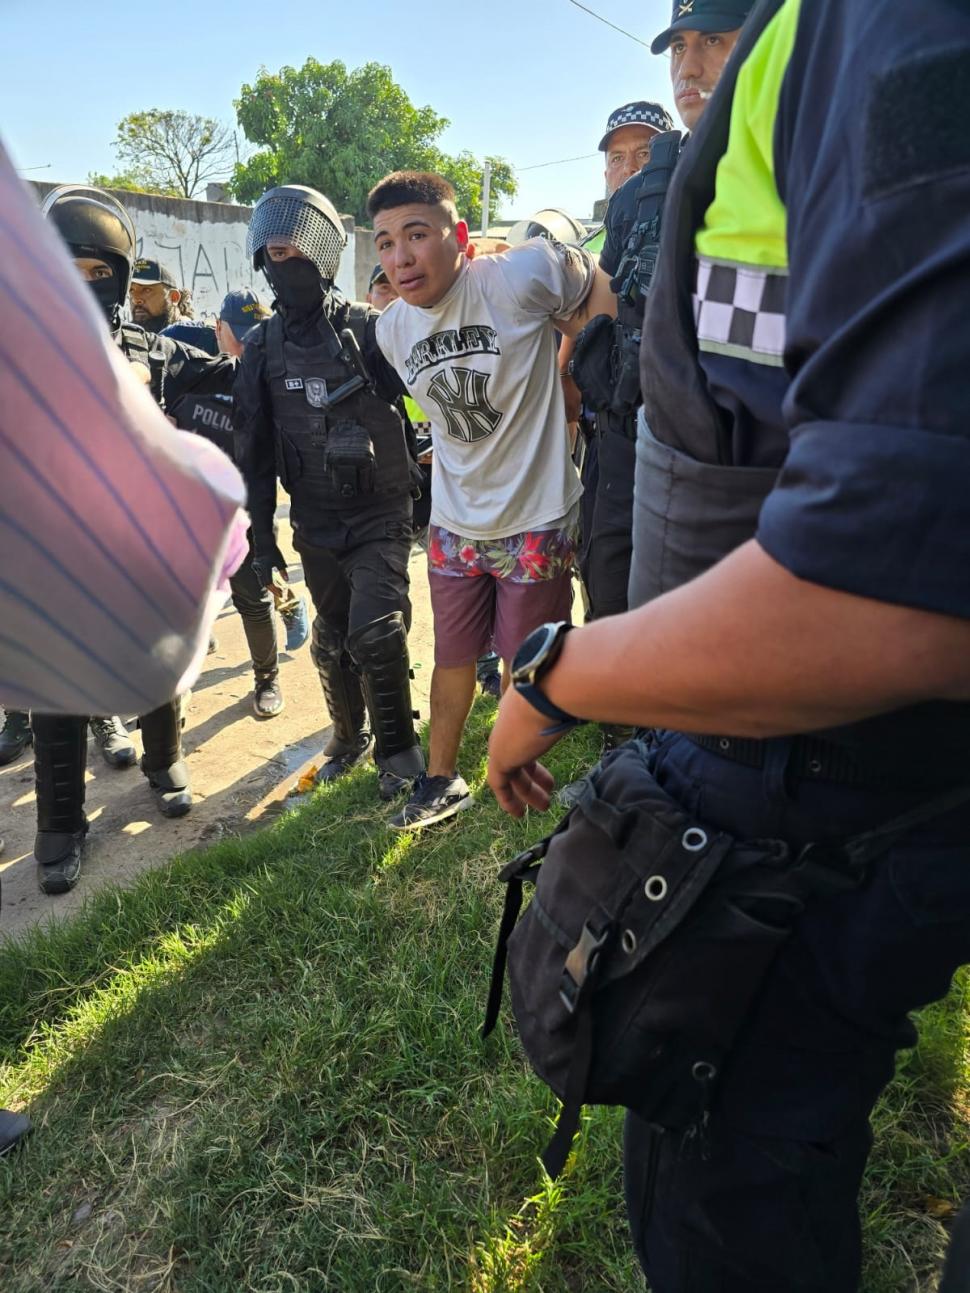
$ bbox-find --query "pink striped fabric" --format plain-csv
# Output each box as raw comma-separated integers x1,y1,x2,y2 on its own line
0,140,248,717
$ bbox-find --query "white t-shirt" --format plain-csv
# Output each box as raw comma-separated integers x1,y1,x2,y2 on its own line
376,239,593,540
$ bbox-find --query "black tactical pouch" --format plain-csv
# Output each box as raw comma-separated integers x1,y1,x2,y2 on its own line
483,739,970,1178
570,313,616,412
324,420,376,498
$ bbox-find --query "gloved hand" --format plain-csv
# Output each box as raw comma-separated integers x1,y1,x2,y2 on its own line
252,544,288,589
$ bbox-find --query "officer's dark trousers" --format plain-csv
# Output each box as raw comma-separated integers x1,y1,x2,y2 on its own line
625,732,970,1292
229,536,278,681
295,531,412,641
585,423,636,620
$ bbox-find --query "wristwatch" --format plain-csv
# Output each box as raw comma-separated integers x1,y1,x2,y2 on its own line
510,621,584,734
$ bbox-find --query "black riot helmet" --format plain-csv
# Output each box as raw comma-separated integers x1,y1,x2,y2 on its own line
40,185,136,323
506,208,588,247
246,185,347,283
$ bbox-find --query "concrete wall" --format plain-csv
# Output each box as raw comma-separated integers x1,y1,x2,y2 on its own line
30,182,357,316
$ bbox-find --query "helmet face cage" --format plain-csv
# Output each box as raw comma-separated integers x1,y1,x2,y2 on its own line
247,195,346,281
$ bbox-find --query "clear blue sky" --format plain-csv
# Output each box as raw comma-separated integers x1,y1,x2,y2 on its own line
2,0,674,222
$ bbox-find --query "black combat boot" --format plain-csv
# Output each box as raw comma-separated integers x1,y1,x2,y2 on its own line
0,710,32,766
139,701,192,818
32,714,89,895
348,613,425,801
310,620,372,785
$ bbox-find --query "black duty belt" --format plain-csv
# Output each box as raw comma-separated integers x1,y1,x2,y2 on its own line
598,408,639,440
691,733,891,788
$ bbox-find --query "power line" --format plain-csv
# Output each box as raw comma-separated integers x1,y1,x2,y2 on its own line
564,0,651,48
515,152,599,172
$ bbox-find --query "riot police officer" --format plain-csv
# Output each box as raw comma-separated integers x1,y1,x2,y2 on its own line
233,185,425,800
31,185,204,895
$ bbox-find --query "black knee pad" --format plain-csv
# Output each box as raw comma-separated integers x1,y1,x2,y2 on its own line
347,612,408,668
310,620,347,671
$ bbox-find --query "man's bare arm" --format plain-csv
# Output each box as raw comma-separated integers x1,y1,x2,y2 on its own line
556,266,617,339
487,540,970,814
546,541,970,732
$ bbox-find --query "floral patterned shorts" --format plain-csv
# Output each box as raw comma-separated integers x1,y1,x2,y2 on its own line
427,506,579,582
426,507,579,666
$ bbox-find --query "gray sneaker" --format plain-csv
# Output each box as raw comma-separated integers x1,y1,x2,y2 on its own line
90,716,137,768
253,677,284,718
389,773,472,831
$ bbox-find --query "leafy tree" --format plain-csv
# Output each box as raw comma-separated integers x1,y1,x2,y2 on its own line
110,110,236,199
232,59,516,224
86,170,181,198
438,151,517,233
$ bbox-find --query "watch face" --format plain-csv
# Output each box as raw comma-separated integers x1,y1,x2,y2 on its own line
511,622,560,681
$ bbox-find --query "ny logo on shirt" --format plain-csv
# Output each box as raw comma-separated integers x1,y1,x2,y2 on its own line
425,367,503,443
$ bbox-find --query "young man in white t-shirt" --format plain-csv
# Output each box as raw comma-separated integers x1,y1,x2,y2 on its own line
369,171,615,830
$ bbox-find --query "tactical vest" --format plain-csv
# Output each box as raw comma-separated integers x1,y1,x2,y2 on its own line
570,137,682,425
264,306,413,515
167,391,236,460
633,0,785,604
118,322,165,407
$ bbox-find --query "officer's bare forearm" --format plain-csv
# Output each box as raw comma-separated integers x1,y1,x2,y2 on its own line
540,541,970,736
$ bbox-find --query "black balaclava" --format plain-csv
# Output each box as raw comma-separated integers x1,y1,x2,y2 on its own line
72,245,126,332
263,256,327,321
88,276,122,325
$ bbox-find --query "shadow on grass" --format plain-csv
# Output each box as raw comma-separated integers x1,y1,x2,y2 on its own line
0,705,625,1291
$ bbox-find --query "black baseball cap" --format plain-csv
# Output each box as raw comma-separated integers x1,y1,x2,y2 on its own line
131,257,176,287
651,0,755,54
219,288,269,341
598,101,675,152
369,264,389,289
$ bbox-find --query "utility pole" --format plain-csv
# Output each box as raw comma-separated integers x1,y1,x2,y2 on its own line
480,161,492,239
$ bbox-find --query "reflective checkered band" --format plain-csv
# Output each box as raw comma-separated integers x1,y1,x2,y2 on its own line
693,257,787,367
600,102,675,149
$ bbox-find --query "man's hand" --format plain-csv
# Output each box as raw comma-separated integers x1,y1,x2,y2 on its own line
487,687,568,817
252,544,289,588
129,361,151,385
561,370,582,423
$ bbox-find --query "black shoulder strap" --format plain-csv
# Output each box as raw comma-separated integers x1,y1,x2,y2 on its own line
632,130,683,227
345,302,371,350
263,313,287,381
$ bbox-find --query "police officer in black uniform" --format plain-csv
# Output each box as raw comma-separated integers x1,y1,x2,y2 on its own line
571,104,672,626
233,185,425,800
489,0,970,1287
573,1,751,619
31,186,211,895
161,315,285,719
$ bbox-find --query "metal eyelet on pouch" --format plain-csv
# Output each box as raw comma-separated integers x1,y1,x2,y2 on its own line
622,929,638,954
808,758,822,775
682,827,708,852
692,1061,717,1083
718,737,730,751
644,875,668,902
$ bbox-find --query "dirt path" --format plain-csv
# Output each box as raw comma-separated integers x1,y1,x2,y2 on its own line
0,514,436,942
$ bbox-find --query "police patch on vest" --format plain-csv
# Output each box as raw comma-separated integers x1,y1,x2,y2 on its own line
425,367,503,443
305,378,328,408
285,378,304,391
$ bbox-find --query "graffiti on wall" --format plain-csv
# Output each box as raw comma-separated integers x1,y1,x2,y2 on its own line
134,217,357,318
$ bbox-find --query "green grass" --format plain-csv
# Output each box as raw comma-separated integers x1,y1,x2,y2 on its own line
0,701,965,1292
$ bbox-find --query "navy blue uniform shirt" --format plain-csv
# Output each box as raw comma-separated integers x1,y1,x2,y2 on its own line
757,0,970,621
